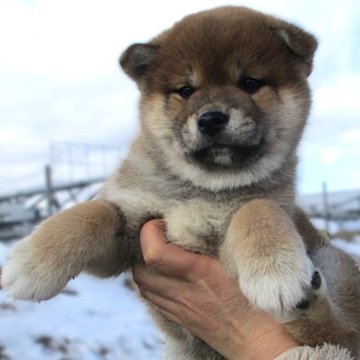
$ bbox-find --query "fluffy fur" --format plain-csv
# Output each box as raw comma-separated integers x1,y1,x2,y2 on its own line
2,6,360,359
276,344,353,360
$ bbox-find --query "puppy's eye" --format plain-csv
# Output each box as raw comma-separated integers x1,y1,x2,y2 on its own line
239,77,265,94
177,86,195,99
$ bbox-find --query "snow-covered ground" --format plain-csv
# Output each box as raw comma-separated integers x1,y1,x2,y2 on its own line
0,241,163,360
0,223,359,360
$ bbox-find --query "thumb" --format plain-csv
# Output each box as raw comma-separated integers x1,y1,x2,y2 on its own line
140,219,200,277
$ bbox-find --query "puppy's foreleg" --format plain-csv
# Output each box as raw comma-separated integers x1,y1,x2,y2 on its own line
221,199,314,318
1,200,129,301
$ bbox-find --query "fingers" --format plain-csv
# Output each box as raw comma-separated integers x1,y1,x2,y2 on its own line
134,268,215,332
138,286,180,318
139,287,183,326
132,263,190,325
138,219,241,295
133,263,186,299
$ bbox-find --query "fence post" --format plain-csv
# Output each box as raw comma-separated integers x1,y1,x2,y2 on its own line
45,165,53,217
322,181,330,233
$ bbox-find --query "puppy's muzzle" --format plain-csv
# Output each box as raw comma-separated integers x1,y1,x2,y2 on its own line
198,111,229,136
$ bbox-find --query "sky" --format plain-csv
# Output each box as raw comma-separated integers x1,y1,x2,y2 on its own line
0,0,359,194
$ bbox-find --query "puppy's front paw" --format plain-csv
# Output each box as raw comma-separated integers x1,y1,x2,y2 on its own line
222,199,317,318
239,255,314,316
1,235,80,302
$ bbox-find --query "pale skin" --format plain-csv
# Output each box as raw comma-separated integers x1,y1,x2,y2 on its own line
133,220,299,360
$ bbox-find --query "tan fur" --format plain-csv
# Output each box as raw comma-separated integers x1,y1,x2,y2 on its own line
221,200,314,317
2,6,360,359
2,200,126,300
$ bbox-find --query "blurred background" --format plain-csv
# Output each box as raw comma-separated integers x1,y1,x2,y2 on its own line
0,0,359,359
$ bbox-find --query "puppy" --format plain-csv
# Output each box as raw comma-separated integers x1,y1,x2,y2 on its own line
2,6,360,359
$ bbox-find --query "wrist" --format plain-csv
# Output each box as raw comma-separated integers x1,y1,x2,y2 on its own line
240,314,299,360
219,311,299,360
242,328,298,360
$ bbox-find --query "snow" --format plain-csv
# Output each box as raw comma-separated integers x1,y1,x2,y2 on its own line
0,219,359,359
332,235,360,258
0,241,163,360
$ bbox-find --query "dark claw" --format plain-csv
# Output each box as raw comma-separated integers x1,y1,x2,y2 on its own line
311,271,321,290
295,271,322,311
296,298,310,310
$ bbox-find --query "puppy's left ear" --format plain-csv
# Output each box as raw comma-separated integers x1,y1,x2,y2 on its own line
271,21,318,76
120,43,159,83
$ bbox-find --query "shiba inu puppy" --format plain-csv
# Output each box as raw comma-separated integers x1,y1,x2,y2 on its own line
2,6,360,359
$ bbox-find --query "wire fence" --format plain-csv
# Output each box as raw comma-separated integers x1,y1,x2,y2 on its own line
0,144,359,240
0,141,125,196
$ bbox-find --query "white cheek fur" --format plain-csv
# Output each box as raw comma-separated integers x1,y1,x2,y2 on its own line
141,89,306,191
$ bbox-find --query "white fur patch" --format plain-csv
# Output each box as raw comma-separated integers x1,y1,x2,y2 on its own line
240,258,314,315
162,149,288,191
237,237,314,317
276,344,353,360
1,236,75,301
100,182,165,218
164,199,231,251
154,89,306,191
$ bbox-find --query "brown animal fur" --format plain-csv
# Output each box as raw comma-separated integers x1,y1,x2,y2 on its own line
2,6,360,359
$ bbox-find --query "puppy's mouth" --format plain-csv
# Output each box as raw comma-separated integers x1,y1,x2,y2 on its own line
189,139,266,169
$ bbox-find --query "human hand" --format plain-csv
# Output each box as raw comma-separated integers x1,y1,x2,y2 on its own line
133,219,299,360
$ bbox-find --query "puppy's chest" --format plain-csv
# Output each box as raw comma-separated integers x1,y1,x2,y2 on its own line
102,182,241,255
164,198,239,256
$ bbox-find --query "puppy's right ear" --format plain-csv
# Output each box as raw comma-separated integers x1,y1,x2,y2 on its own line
120,44,159,82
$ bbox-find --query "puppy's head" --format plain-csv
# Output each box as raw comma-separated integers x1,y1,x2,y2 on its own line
120,7,317,190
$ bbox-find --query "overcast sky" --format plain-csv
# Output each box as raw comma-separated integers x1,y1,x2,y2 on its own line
0,0,359,195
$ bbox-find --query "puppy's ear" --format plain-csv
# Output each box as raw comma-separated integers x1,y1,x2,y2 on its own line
120,44,159,82
271,22,318,76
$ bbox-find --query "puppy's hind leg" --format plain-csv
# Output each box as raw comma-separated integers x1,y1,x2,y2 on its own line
1,200,129,302
286,245,360,353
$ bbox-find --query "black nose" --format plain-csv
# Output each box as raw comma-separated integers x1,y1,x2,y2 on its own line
198,111,229,136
